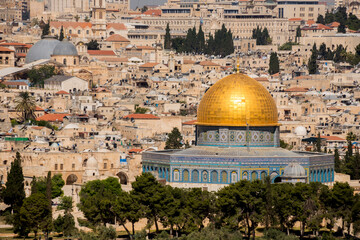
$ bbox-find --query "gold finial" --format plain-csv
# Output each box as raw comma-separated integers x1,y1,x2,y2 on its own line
236,56,240,73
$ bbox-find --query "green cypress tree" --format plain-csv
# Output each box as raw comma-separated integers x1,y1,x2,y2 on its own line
308,43,318,74
316,133,322,152
197,25,205,53
165,127,183,149
59,26,64,41
41,20,50,38
269,52,279,75
317,15,325,24
296,26,301,42
3,152,25,213
164,23,171,50
334,148,341,173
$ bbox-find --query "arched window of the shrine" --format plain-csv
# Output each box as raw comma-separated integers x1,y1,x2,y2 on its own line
221,171,227,183
117,172,128,185
192,170,199,182
202,170,208,182
242,171,248,180
66,174,78,185
173,169,180,181
251,171,258,181
183,169,189,182
232,171,238,183
260,171,266,180
211,170,218,183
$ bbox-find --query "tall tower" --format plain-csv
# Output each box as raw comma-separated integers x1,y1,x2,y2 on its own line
91,0,107,39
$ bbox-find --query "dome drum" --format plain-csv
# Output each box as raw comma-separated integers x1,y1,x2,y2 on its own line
196,125,280,147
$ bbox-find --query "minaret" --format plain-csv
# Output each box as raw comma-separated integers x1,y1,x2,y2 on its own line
91,0,107,39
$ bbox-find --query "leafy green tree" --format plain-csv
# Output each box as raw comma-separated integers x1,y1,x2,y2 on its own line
84,16,90,22
55,196,76,237
184,226,243,240
164,23,171,49
338,22,346,33
252,26,271,45
316,133,322,152
329,182,354,236
318,43,327,59
171,37,185,53
273,183,296,235
3,152,25,212
113,190,135,236
141,5,148,13
131,173,165,232
260,228,298,240
41,20,50,38
59,26,64,41
79,177,121,226
86,39,100,50
217,180,266,239
19,193,52,238
135,106,148,114
165,127,183,149
28,64,56,87
74,15,80,22
269,52,279,75
31,173,65,199
15,91,36,122
334,148,341,173
197,25,205,53
308,43,318,74
325,10,335,24
317,14,325,24
278,42,299,51
296,26,301,42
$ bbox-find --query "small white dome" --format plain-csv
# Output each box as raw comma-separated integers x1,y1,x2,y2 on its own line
283,163,306,177
294,126,307,136
86,156,98,169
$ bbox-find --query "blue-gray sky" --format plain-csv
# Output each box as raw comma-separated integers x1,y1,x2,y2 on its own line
130,0,167,9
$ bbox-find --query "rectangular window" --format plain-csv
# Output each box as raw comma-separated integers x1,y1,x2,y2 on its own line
55,164,58,170
104,162,107,169
60,164,63,170
72,164,75,169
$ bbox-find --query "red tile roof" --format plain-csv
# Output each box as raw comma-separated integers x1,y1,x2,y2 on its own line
199,61,220,66
183,59,195,64
254,77,268,82
56,90,70,95
3,81,27,86
15,53,26,57
143,9,161,16
284,87,309,92
105,34,130,42
289,18,302,21
182,119,197,125
320,135,346,141
139,62,159,68
128,148,144,153
0,46,14,52
123,114,160,119
88,50,116,56
35,106,44,111
50,21,92,29
328,21,340,27
0,42,26,46
106,23,127,30
36,113,70,122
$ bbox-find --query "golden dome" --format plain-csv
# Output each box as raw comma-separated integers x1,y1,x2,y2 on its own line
196,73,279,127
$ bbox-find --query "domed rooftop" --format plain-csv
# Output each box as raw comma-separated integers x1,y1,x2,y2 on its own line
294,126,307,136
283,163,306,177
25,36,60,64
52,39,78,56
86,156,98,169
196,73,279,127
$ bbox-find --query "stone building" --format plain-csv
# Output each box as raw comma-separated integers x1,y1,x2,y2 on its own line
44,75,88,93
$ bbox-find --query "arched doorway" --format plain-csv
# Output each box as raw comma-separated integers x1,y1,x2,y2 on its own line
117,172,128,185
66,174,78,185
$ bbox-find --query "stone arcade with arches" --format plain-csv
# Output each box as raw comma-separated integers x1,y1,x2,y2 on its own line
142,73,334,191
